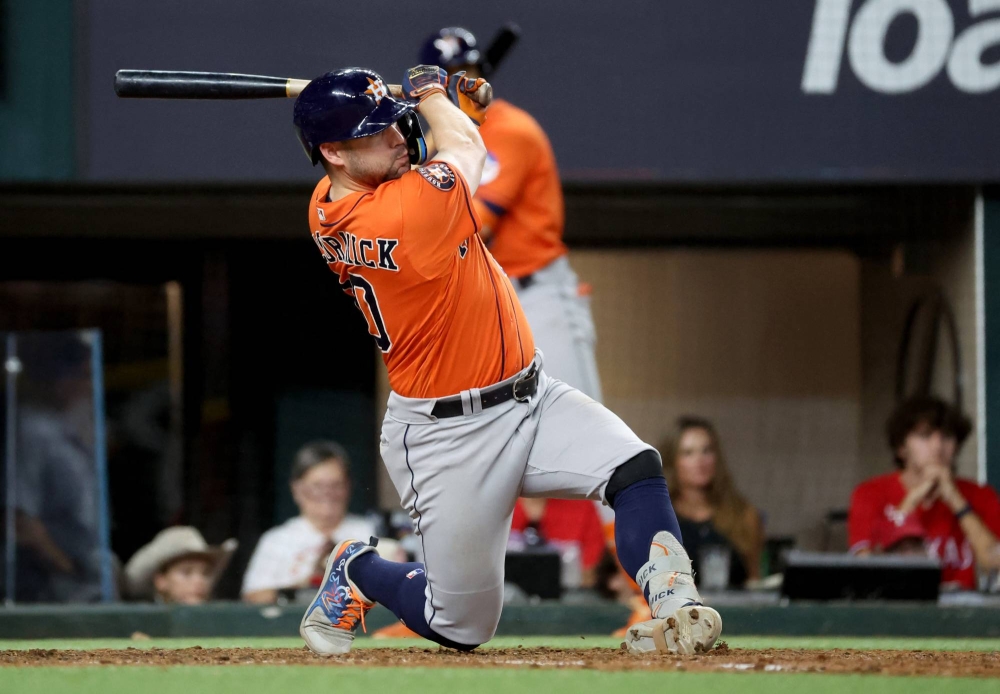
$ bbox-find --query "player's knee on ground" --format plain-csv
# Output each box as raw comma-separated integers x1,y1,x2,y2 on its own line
605,449,664,507
426,583,504,646
439,638,481,652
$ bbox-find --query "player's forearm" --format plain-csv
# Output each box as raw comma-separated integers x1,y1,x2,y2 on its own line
419,94,482,152
418,94,486,192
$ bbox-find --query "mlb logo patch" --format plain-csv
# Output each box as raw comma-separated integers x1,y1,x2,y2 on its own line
317,207,326,222
406,568,425,579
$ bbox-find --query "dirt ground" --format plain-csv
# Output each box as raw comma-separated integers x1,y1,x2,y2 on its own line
2,643,999,677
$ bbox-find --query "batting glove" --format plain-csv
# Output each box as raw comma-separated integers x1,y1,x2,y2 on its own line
447,72,489,126
402,65,449,103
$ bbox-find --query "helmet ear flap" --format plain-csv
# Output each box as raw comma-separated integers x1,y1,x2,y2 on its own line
398,112,428,166
294,124,319,165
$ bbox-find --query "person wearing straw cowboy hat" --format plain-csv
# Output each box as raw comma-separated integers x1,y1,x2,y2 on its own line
124,527,236,604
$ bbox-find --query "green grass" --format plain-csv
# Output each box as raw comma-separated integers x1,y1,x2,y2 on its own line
3,667,998,694
1,635,998,651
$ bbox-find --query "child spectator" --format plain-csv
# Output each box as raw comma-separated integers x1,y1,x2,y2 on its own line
124,526,236,604
849,397,1000,590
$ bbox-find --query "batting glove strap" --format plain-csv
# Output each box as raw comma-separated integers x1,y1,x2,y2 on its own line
403,65,449,103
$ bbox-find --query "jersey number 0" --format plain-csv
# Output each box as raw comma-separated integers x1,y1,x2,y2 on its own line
347,274,392,353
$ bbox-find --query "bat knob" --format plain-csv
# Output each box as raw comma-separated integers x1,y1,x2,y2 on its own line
473,82,493,108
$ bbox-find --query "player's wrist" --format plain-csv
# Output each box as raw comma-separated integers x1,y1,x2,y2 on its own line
417,92,450,109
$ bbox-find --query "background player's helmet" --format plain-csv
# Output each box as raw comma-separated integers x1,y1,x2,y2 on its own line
419,27,482,69
293,68,415,166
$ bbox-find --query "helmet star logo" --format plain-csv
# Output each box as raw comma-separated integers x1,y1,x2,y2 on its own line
365,77,388,104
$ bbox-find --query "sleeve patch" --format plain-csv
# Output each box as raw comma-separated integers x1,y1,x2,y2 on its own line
417,162,457,191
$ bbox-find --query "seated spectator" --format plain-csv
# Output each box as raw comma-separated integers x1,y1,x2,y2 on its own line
849,396,1000,590
13,335,106,603
242,441,377,604
508,498,606,589
661,416,763,588
123,526,236,604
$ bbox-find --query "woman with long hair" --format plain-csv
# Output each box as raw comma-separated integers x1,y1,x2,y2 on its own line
661,416,763,587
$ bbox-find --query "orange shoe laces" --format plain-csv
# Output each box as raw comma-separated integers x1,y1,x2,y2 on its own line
331,587,369,633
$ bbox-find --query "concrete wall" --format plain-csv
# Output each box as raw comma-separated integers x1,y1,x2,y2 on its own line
572,249,862,546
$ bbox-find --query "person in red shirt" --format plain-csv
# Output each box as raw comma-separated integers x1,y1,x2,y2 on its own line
848,396,1000,590
509,498,606,588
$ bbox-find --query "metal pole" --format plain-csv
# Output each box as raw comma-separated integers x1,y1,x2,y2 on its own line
975,189,987,484
4,335,20,606
89,331,114,602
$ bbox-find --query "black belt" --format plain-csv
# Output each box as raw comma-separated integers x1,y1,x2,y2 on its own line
512,273,536,290
431,365,539,418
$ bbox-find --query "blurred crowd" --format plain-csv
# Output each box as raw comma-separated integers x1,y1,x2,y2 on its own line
6,394,998,611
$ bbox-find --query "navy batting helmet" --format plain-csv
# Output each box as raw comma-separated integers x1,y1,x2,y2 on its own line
293,68,415,165
419,27,481,69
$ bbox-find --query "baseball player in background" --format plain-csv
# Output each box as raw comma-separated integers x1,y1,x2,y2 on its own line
292,65,721,656
421,27,603,402
419,26,624,599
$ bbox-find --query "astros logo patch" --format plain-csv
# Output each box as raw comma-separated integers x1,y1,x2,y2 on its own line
365,77,388,104
418,162,456,191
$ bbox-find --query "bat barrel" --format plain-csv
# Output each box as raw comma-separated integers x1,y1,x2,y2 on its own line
114,70,291,99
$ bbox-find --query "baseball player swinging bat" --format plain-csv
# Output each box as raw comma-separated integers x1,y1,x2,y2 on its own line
114,69,493,106
113,55,724,658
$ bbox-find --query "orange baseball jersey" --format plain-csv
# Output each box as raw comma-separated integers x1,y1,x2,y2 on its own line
308,161,535,399
474,99,568,280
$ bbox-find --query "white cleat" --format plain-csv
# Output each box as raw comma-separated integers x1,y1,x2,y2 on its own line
627,530,724,655
623,605,723,655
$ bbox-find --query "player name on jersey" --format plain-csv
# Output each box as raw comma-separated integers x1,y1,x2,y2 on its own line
313,230,399,272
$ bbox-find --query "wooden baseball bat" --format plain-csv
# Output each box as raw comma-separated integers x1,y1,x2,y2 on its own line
114,70,492,105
